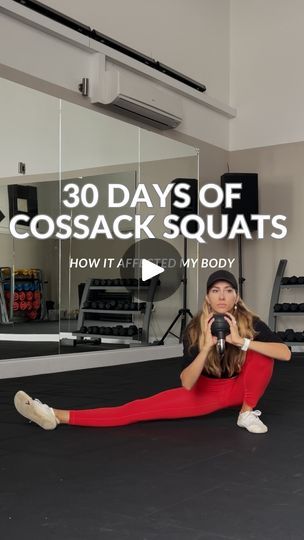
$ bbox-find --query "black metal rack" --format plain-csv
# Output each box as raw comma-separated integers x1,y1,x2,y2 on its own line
75,276,159,346
0,267,46,324
268,259,304,346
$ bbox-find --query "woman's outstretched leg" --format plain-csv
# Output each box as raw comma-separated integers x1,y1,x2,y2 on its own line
14,377,231,429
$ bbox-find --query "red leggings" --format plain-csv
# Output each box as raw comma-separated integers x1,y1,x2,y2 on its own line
69,351,274,427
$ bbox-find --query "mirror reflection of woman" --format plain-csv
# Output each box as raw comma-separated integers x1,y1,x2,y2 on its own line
14,270,291,434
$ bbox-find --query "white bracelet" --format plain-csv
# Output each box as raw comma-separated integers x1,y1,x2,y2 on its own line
241,337,251,351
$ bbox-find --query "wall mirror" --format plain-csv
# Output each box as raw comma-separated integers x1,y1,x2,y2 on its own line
0,76,199,362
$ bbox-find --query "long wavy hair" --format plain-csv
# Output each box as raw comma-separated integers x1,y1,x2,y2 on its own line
183,297,258,377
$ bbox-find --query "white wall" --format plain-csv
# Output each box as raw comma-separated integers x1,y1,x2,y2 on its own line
43,0,231,104
0,0,232,150
230,0,304,150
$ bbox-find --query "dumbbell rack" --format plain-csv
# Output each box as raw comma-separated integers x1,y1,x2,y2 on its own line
75,275,159,346
268,259,304,346
0,267,47,324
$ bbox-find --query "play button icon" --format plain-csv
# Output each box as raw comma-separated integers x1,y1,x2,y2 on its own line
120,238,183,301
142,259,164,282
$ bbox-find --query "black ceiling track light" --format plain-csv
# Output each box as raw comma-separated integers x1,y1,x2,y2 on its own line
12,0,207,93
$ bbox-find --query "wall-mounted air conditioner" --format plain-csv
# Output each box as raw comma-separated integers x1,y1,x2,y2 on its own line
90,56,183,130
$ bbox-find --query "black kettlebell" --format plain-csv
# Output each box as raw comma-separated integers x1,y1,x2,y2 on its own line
210,314,231,355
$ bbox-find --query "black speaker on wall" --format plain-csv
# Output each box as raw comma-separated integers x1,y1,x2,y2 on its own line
220,173,259,231
170,178,198,234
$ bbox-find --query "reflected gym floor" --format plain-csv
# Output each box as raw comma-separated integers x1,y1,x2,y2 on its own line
0,354,303,539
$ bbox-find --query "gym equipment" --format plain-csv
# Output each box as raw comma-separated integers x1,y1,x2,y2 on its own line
211,314,231,356
298,276,304,284
284,329,295,342
290,303,299,312
76,275,158,345
288,276,298,284
80,326,87,333
281,303,291,312
295,331,304,342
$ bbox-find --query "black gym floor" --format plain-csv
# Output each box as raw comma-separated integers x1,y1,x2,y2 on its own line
0,354,303,539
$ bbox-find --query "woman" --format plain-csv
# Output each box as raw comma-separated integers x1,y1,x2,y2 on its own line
14,270,291,434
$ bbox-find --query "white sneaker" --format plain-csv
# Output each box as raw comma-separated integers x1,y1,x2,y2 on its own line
14,390,59,430
237,409,268,434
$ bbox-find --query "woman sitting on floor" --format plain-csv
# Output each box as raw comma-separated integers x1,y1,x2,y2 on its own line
14,270,291,434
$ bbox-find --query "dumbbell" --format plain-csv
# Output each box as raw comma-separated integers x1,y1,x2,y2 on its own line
277,331,285,340
298,303,304,312
284,329,295,341
281,303,291,312
274,303,282,312
27,302,33,311
98,327,106,335
118,326,126,336
83,301,91,309
116,302,124,310
106,279,113,286
93,279,100,286
290,303,299,312
91,301,98,309
113,279,120,286
19,291,26,301
297,276,304,284
98,301,105,310
127,325,138,336
112,326,119,336
14,292,19,301
123,303,130,310
288,276,298,285
99,279,107,286
13,301,19,311
92,326,100,334
79,326,87,334
25,291,33,301
19,301,27,310
27,310,37,319
295,332,304,342
281,277,290,285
